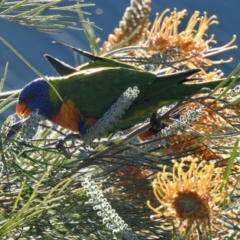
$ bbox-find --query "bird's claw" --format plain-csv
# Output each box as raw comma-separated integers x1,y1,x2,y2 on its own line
150,112,165,131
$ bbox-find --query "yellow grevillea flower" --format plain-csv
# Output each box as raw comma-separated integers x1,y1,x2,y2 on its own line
144,9,237,69
147,157,234,238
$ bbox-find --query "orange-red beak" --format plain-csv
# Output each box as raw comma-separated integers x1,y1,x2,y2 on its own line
16,102,32,118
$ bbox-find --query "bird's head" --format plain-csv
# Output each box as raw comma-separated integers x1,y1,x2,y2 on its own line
16,79,54,119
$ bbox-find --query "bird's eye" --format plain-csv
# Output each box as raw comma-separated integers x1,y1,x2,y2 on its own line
25,94,35,102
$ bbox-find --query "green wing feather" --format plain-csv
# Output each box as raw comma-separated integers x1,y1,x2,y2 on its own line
53,41,142,71
44,54,78,76
51,67,155,117
45,42,143,77
49,67,222,131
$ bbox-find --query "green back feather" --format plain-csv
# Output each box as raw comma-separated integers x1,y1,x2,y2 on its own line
48,67,222,131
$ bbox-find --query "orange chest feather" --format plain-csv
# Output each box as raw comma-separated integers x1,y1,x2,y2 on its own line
51,99,98,133
52,99,81,132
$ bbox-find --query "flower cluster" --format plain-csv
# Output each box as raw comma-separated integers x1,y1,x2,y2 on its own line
147,156,236,239
161,104,205,137
144,9,236,70
82,176,138,239
102,0,151,52
103,7,237,73
17,110,43,141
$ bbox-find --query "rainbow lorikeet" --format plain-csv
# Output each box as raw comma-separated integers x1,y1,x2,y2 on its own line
16,45,223,135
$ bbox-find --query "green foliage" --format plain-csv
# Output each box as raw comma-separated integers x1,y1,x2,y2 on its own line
0,0,95,33
0,1,239,239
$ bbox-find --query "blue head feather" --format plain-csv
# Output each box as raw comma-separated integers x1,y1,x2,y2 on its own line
18,79,55,119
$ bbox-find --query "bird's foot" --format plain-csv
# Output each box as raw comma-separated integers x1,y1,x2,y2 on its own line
150,111,180,131
150,112,165,131
138,113,166,140
139,112,175,141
